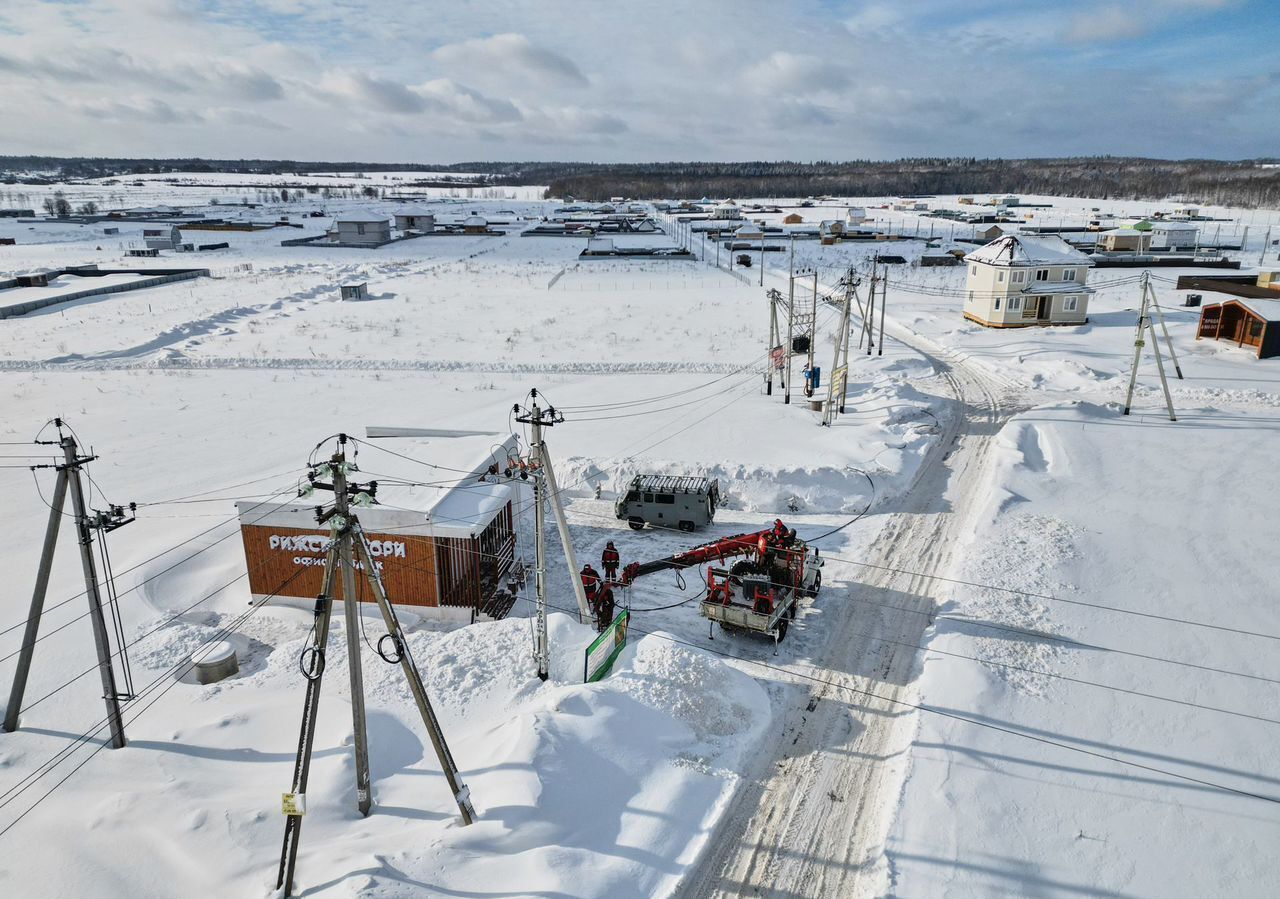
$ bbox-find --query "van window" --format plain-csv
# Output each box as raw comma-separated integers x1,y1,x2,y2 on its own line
655,494,675,505
625,491,640,502
643,493,654,503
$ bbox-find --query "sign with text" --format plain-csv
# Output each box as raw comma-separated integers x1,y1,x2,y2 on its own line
583,609,630,683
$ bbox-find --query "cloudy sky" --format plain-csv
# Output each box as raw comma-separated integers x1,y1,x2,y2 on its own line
0,0,1276,163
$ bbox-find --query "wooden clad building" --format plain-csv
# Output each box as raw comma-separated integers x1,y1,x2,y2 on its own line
1196,298,1280,359
236,436,522,622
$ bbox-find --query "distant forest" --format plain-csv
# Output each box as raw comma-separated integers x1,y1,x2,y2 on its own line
3,155,1279,208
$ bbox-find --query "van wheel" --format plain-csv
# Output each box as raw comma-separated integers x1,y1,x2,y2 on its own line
787,602,797,620
628,517,644,531
678,520,695,532
808,571,822,597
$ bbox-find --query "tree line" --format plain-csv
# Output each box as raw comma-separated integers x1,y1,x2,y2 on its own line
3,155,1279,208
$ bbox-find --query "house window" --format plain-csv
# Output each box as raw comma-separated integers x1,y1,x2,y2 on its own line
967,291,974,304
1012,270,1026,284
356,223,366,235
1008,297,1022,311
994,298,1001,310
1035,269,1049,281
1063,296,1079,312
1064,268,1077,281
970,264,977,275
997,271,1005,282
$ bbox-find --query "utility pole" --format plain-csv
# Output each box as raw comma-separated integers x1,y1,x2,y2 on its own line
823,269,856,426
784,271,795,405
332,457,372,816
514,390,591,678
878,265,888,357
1261,226,1272,265
765,287,783,396
759,229,765,287
861,263,879,353
1122,271,1179,421
5,420,133,748
277,436,475,897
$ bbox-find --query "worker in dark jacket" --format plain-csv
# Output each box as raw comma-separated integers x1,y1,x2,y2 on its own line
596,582,615,632
581,564,601,604
601,541,620,581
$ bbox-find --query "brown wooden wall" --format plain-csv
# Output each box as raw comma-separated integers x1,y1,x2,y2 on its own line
239,524,439,607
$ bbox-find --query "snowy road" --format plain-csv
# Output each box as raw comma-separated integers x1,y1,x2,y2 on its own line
679,347,1018,899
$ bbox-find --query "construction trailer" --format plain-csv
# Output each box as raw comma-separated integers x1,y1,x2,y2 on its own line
236,436,523,622
616,475,720,531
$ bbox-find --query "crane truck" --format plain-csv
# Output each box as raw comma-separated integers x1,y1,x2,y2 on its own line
620,521,822,648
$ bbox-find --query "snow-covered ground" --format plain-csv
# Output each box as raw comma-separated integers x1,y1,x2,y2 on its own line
1,179,1278,898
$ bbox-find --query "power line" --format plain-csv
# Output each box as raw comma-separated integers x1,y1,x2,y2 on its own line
509,591,1280,807
0,564,314,838
818,552,1280,643
0,483,307,653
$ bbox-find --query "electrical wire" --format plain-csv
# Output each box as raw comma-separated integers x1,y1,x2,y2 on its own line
506,591,1280,807
0,564,315,838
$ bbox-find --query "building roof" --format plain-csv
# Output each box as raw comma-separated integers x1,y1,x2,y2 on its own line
965,234,1093,267
1152,220,1199,231
394,206,435,217
334,208,390,224
1209,296,1280,322
463,215,488,226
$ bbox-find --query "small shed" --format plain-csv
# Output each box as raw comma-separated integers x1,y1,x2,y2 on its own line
974,224,1006,241
1099,228,1152,252
340,282,369,301
734,222,764,241
784,213,804,225
846,207,867,225
1150,221,1198,249
585,237,615,255
144,226,182,250
462,215,489,234
331,210,391,245
1196,298,1280,358
395,209,435,232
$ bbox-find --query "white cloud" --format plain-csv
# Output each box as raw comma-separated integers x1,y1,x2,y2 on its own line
743,52,849,94
434,33,588,87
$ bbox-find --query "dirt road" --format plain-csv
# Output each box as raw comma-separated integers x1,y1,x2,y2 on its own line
678,348,1018,899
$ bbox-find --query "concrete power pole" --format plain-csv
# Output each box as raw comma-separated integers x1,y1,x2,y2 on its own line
5,420,133,748
514,389,592,681
1122,271,1179,421
277,436,475,897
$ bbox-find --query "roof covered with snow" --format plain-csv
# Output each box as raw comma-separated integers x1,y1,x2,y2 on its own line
463,215,488,226
1213,296,1280,321
965,234,1094,267
334,208,390,224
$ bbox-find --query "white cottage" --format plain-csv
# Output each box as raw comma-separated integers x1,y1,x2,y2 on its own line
845,207,867,226
330,209,391,245
962,235,1095,328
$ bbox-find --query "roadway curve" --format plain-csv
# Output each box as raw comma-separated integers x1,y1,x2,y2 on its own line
678,344,1019,899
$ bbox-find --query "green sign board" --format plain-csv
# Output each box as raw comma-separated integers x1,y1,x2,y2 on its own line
583,609,630,683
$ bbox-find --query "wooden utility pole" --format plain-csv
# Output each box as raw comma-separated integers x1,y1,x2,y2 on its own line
277,437,475,897
5,420,133,748
1122,271,1179,421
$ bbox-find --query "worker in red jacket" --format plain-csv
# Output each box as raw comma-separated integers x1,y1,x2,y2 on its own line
581,563,601,605
596,582,615,632
601,541,620,582
772,518,787,541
